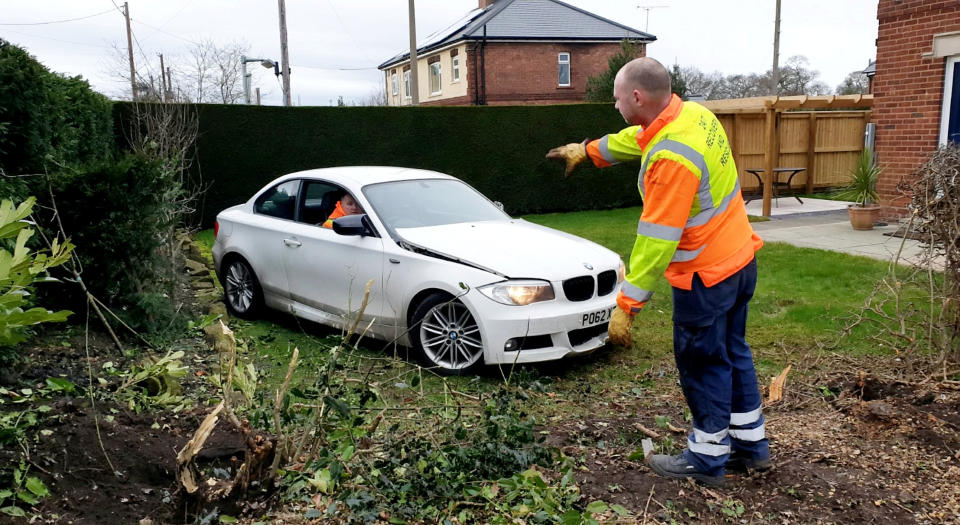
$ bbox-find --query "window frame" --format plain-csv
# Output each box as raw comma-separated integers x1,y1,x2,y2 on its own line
558,52,571,87
429,61,442,95
391,72,398,96
940,55,960,145
404,70,411,100
253,179,301,222
452,55,460,82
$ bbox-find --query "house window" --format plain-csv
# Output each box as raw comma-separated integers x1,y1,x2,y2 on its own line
941,55,960,145
558,52,570,86
391,73,398,96
452,55,460,82
404,70,411,99
429,62,442,94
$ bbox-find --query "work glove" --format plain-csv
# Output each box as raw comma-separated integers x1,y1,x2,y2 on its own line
545,142,587,177
607,307,635,347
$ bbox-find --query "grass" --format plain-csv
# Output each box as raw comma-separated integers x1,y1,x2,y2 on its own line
194,205,901,414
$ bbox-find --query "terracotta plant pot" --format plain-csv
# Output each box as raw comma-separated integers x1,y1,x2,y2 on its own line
847,204,880,230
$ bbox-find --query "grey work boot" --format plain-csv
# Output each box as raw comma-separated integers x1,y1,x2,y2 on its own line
725,450,772,472
647,454,725,486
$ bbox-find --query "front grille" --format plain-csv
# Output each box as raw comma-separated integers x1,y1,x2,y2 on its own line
562,275,595,302
568,323,608,346
597,270,617,296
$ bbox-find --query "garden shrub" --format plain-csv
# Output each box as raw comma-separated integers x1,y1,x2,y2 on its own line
0,39,113,184
0,197,73,365
41,154,187,335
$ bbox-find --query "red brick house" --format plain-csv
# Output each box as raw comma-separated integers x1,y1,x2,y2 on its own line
378,0,655,106
873,0,960,212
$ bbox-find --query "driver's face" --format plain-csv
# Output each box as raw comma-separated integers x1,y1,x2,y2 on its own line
341,194,362,215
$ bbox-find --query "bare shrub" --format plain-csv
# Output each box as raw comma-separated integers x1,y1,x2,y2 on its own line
852,145,960,377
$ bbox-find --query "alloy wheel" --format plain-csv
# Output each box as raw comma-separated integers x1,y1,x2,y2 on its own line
418,301,483,371
225,261,256,313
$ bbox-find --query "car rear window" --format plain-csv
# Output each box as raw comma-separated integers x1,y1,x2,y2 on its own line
254,180,299,220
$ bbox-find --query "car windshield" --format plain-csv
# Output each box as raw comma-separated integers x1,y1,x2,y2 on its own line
363,178,508,229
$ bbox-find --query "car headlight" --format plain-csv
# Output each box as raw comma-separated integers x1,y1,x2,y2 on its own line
479,280,555,306
618,260,626,284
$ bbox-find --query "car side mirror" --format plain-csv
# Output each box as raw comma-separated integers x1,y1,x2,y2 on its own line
493,201,505,212
332,214,376,237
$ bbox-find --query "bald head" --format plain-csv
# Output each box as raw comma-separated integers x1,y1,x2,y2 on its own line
612,57,672,127
617,57,672,102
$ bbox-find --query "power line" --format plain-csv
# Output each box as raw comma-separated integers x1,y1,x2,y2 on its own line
293,64,379,71
130,18,200,46
0,8,115,26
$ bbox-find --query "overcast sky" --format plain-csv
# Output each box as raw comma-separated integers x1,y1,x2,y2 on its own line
2,0,878,106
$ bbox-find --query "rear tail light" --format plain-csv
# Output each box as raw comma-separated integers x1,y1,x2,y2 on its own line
214,220,219,239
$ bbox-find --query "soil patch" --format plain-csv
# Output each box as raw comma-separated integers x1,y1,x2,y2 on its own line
545,376,960,523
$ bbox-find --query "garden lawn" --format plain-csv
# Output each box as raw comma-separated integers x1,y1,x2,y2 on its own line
196,205,895,394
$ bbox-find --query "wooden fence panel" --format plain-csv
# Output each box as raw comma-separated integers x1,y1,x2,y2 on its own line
713,108,869,194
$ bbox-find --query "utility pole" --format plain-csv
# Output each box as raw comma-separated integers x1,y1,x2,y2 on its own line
636,5,668,33
407,0,419,106
166,67,173,101
771,0,781,95
123,2,136,100
277,0,292,106
158,53,167,102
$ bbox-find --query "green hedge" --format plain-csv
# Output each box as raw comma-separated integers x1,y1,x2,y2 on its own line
0,39,113,195
116,103,645,227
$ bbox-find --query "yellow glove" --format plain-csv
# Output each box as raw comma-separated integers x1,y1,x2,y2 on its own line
545,142,587,177
607,307,635,347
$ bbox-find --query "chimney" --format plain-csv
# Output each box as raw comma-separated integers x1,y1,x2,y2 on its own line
479,0,496,9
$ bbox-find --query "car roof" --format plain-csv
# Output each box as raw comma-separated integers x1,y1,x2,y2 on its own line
276,166,456,188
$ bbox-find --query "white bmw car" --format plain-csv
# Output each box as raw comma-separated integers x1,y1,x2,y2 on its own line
212,167,623,374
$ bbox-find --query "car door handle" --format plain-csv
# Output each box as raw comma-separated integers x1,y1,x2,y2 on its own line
283,238,302,247
389,258,400,264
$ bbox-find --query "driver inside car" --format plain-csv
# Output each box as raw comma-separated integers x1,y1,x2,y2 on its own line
322,193,363,228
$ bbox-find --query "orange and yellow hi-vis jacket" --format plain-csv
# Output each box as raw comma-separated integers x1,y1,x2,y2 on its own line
585,94,763,314
322,201,348,229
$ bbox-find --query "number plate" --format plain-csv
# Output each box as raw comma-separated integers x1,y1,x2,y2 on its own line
581,307,614,327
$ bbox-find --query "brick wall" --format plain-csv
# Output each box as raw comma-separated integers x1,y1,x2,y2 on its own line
874,0,960,216
419,41,643,106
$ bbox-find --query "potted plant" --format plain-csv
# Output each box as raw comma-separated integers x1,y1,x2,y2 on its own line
836,146,882,230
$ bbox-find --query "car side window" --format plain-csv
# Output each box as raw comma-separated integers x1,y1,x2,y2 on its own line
299,180,343,225
254,180,300,220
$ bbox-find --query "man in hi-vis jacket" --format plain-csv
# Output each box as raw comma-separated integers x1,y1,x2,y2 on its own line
547,57,769,486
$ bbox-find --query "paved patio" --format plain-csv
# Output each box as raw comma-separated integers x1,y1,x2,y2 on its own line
745,196,934,265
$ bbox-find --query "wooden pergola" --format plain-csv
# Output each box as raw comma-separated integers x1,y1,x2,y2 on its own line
702,94,874,217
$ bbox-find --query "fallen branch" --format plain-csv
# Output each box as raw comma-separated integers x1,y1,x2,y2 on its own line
177,401,224,494
634,423,661,440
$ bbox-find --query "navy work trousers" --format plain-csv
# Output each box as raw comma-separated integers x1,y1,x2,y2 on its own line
672,258,768,476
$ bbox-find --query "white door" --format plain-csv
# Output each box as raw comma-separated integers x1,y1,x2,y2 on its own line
280,220,385,329
942,55,960,145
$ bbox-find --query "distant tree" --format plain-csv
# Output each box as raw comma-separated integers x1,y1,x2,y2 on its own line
359,87,387,106
836,69,870,95
584,40,643,102
713,73,767,99
670,64,687,98
182,38,250,104
775,55,829,96
673,66,725,99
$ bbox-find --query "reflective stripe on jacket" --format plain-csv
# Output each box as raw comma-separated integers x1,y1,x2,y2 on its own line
586,95,762,307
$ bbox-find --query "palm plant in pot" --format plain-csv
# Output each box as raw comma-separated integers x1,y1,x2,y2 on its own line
836,146,882,230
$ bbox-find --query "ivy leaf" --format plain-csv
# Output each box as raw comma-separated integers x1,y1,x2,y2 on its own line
585,501,608,514
0,506,26,517
219,515,237,523
25,478,48,498
323,396,351,419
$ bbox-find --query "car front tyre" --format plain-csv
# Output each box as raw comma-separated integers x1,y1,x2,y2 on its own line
411,293,484,375
223,257,263,319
